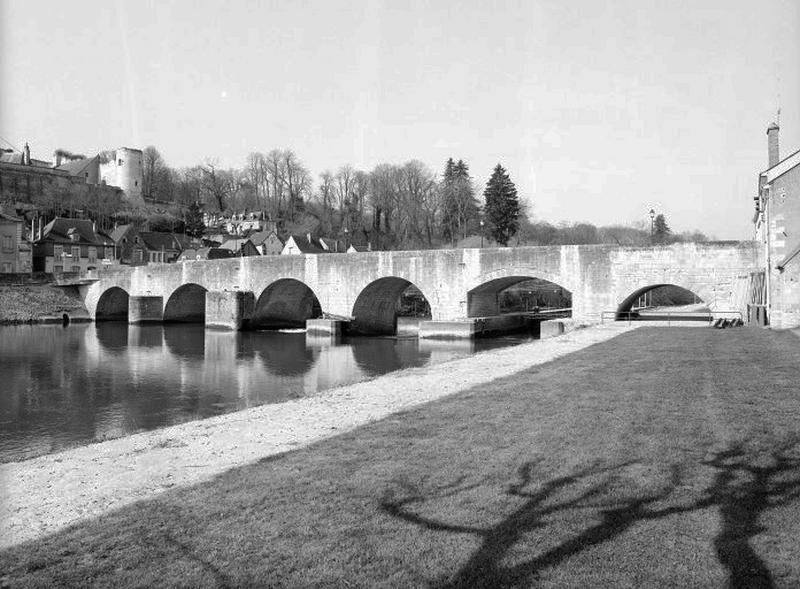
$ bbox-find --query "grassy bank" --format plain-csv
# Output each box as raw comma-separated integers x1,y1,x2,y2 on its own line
2,327,800,587
0,285,87,323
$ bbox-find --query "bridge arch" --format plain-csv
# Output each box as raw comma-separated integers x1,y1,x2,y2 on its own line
467,270,573,318
615,283,708,320
164,283,208,323
350,277,433,335
95,287,130,321
251,278,322,330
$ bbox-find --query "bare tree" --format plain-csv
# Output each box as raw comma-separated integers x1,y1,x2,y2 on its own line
199,159,234,212
246,152,270,211
142,146,174,202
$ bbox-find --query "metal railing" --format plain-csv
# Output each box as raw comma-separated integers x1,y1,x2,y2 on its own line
601,309,744,326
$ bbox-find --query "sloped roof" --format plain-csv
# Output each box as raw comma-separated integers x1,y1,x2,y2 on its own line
0,211,23,223
180,247,235,261
139,232,185,252
220,238,249,252
248,230,283,245
56,156,98,176
173,234,195,250
109,224,134,243
761,147,800,183
39,218,106,245
0,152,51,167
347,244,370,252
319,237,345,252
285,234,327,254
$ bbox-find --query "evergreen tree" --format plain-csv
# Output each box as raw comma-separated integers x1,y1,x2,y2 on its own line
483,164,520,246
185,201,206,238
441,158,479,246
653,213,671,244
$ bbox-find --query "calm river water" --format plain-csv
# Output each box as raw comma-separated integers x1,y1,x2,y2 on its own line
0,323,532,463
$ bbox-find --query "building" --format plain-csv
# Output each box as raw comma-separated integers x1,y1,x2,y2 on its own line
248,230,284,255
0,210,32,273
98,147,144,206
0,144,104,203
110,225,194,265
281,234,345,255
0,143,142,206
754,121,800,328
32,218,115,273
347,244,371,253
178,247,236,262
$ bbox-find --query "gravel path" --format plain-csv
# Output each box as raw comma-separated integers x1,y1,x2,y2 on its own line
0,324,637,549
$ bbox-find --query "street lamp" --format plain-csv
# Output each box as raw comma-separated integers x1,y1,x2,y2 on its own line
343,227,349,251
480,219,485,248
649,209,655,244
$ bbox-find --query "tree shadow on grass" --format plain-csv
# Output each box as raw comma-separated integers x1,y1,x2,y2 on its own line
380,441,800,588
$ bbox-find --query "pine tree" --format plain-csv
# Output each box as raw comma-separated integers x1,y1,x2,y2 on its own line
483,164,520,246
653,213,671,244
185,201,206,238
441,158,480,246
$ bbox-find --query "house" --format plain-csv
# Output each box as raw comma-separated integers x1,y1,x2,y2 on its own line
0,210,32,273
248,230,284,255
110,225,194,265
281,234,327,255
755,121,800,328
218,237,260,257
347,244,371,253
178,247,236,262
32,217,115,273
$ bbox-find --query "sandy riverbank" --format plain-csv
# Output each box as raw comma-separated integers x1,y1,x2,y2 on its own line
0,323,639,549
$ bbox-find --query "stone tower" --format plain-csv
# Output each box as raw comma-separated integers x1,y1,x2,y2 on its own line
99,147,145,207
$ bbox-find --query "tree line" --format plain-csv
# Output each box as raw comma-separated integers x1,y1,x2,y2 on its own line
142,147,528,250
1,143,709,249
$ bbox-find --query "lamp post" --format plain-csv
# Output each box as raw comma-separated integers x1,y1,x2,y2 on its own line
649,209,655,244
343,227,349,252
480,219,485,248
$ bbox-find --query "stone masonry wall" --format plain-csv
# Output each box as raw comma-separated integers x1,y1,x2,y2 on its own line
83,242,763,325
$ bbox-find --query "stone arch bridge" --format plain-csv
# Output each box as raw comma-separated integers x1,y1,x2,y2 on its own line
80,242,761,337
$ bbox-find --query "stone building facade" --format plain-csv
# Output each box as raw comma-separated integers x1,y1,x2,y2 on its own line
0,211,32,273
755,122,800,328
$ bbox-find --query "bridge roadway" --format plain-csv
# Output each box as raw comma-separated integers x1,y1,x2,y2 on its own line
80,241,762,338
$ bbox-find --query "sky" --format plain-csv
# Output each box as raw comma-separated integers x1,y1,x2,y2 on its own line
1,0,798,239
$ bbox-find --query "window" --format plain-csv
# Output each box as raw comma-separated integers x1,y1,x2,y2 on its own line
54,265,63,273
118,159,123,166
1,235,12,252
135,180,138,187
2,262,12,273
71,265,80,273
53,245,63,259
72,246,80,259
88,247,97,263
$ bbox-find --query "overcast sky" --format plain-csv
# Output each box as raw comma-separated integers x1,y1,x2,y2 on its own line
2,0,798,239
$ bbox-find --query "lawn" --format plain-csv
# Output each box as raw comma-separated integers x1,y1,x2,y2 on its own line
2,327,800,588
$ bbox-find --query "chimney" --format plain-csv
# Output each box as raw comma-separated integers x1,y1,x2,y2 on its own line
54,150,62,168
767,122,780,168
23,143,31,165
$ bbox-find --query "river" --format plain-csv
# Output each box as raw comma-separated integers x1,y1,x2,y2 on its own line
0,322,533,463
